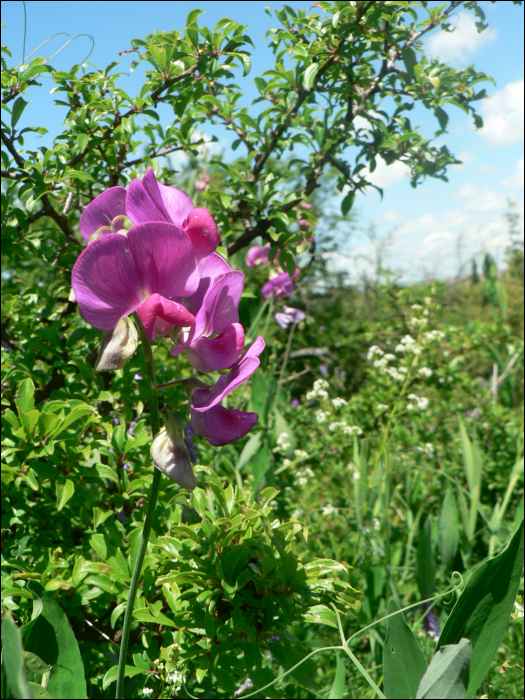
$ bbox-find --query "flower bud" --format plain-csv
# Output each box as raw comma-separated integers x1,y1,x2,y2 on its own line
95,316,138,371
150,415,196,491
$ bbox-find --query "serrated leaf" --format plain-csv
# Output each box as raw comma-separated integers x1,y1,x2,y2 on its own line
303,62,320,91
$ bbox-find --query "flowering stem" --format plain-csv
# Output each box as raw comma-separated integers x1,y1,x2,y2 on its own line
116,314,161,699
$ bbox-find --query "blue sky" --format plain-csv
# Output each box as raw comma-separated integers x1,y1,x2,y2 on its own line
2,1,523,282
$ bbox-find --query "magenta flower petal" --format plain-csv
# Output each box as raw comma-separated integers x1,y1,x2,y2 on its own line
127,222,199,298
192,336,265,411
183,207,220,259
149,173,194,227
190,405,258,446
246,245,270,267
261,271,295,299
72,234,143,331
79,187,127,242
126,168,195,229
204,270,244,336
186,323,245,372
137,294,195,340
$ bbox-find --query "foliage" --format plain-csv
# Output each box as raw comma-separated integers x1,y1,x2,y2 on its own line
2,2,524,699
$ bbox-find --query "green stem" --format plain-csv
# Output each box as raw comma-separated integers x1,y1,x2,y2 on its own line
116,314,161,699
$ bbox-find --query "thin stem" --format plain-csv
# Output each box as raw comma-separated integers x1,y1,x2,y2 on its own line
342,645,386,699
116,314,161,699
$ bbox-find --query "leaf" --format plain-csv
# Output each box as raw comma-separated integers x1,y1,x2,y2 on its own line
236,431,262,471
402,47,417,81
22,582,87,699
341,190,355,216
24,652,50,675
50,405,93,438
383,599,428,699
2,612,33,699
102,665,146,690
435,107,449,131
16,377,35,414
186,8,204,25
329,654,346,698
11,97,29,129
436,519,524,697
303,62,320,91
438,484,458,571
416,517,436,599
76,134,89,153
302,604,338,628
56,480,75,512
416,638,471,699
28,683,53,699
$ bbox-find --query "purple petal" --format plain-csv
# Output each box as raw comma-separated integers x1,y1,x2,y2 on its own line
283,306,305,323
246,245,270,267
186,323,245,372
72,234,142,331
204,270,244,336
274,312,292,329
127,168,195,228
154,178,194,228
79,187,127,242
183,207,220,259
126,179,167,225
190,405,258,446
137,294,195,340
192,336,265,411
261,272,295,299
127,222,199,298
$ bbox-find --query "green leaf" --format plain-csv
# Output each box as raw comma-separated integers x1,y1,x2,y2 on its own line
102,665,146,690
402,47,417,82
24,652,50,675
383,599,428,699
21,582,87,698
236,430,262,471
56,480,75,512
438,484,458,571
76,134,89,153
329,654,346,699
11,97,29,129
416,638,471,699
50,405,93,439
16,378,35,414
302,604,338,628
416,517,436,599
2,612,33,699
186,8,204,25
341,190,355,216
303,62,320,91
436,519,524,697
28,683,53,699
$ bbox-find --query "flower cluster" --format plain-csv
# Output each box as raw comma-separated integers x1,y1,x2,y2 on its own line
72,169,264,489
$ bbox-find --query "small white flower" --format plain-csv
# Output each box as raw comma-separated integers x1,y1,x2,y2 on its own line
384,353,396,361
367,345,384,360
329,420,348,432
297,477,308,486
316,410,327,424
419,367,433,378
377,403,388,411
374,357,388,369
322,504,338,516
282,458,291,468
292,508,303,518
372,517,381,530
294,449,309,459
343,425,363,436
411,304,422,311
331,397,347,408
353,470,360,480
142,690,153,698
313,378,329,391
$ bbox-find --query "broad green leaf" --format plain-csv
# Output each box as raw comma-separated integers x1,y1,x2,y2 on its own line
24,652,50,675
16,378,35,414
22,582,87,698
302,604,338,628
303,62,320,91
402,47,417,81
236,430,262,471
416,517,436,599
56,479,75,511
439,484,459,571
341,190,355,216
51,405,93,438
383,599,428,699
2,612,33,699
11,97,29,129
76,134,89,153
28,683,53,699
329,654,346,699
247,446,271,491
102,665,146,690
416,638,471,699
436,519,524,697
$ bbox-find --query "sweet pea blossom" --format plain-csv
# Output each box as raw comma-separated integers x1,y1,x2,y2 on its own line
274,306,306,329
79,168,220,259
170,253,245,372
72,222,199,338
246,245,271,267
261,270,298,299
185,336,265,445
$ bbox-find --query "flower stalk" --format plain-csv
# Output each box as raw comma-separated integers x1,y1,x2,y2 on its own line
116,314,161,699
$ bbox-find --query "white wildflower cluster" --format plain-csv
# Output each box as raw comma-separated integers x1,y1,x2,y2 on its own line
331,397,347,408
409,316,429,327
512,598,524,620
329,420,347,432
422,329,445,343
168,670,186,694
376,403,388,411
419,367,433,378
415,443,434,456
142,689,153,698
294,449,309,459
316,410,327,424
407,394,429,411
372,517,381,531
306,378,330,401
411,304,422,311
273,432,291,454
367,345,384,361
385,365,407,382
343,425,363,436
296,466,315,486
322,503,338,516
292,508,304,519
395,335,420,354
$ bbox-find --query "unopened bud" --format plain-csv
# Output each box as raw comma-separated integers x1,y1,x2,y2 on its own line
95,317,138,371
151,415,196,491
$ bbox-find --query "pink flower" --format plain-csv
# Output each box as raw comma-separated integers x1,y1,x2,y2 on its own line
261,270,299,299
298,218,310,231
170,253,245,371
187,337,265,445
79,168,220,259
72,222,199,338
246,245,271,267
274,306,306,329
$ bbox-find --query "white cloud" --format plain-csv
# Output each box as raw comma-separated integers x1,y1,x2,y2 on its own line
365,157,410,189
501,157,524,190
480,80,524,147
382,210,403,224
426,12,497,63
478,164,502,175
